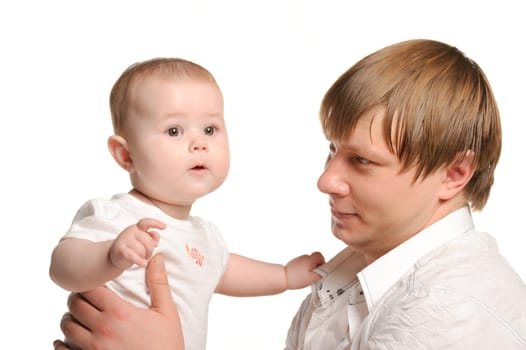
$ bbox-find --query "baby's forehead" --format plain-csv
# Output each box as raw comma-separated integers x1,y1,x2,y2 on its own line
128,74,221,102
126,76,223,119
131,73,196,91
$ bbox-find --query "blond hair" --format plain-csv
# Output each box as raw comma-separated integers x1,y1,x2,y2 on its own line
320,39,501,210
109,58,217,134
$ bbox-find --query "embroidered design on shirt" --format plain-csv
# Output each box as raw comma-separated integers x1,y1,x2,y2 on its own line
186,244,205,267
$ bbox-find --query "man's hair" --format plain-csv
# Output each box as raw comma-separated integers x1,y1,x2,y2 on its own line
109,57,216,134
320,39,501,210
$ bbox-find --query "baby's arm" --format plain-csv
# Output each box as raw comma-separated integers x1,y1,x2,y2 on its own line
215,252,324,297
49,218,164,292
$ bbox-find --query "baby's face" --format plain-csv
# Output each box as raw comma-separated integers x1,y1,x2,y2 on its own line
123,76,230,206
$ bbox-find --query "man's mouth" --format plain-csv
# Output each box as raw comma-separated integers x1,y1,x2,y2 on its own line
330,207,357,221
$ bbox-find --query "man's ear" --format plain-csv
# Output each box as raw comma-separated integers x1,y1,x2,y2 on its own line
438,151,476,201
108,135,135,173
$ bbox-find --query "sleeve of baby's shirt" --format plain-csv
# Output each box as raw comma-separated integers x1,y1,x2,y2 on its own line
213,222,230,272
62,198,123,242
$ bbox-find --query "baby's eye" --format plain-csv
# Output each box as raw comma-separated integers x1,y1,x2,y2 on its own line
167,127,181,137
204,126,216,135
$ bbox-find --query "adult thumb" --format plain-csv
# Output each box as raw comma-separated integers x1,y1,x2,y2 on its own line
146,254,173,312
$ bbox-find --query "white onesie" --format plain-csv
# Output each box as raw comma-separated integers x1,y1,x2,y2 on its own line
62,193,229,350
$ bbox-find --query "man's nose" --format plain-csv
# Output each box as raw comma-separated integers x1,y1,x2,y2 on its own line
317,159,350,196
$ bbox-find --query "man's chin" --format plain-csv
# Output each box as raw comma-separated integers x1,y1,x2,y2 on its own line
331,225,349,243
331,223,365,246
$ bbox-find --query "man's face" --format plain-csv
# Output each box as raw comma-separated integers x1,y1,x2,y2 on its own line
317,108,446,263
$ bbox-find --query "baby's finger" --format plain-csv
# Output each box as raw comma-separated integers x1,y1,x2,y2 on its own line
310,252,325,268
137,218,166,233
112,244,147,268
147,229,160,242
126,249,148,267
136,233,159,258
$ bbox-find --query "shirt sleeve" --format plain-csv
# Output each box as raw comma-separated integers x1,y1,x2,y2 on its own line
62,198,124,242
195,218,230,273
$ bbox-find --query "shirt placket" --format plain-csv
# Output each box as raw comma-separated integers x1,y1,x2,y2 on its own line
347,282,368,343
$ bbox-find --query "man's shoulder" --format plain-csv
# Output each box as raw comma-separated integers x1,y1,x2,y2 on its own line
410,230,525,295
365,233,526,347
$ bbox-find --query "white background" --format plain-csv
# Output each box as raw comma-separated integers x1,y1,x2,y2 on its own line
1,1,524,348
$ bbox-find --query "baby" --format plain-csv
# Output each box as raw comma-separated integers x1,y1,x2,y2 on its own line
49,57,324,350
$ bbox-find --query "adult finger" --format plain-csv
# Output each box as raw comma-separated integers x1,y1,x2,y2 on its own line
146,254,185,348
66,293,100,328
146,254,173,312
78,284,126,312
59,312,90,349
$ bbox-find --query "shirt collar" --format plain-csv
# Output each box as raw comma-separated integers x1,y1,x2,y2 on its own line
357,205,475,311
313,246,366,305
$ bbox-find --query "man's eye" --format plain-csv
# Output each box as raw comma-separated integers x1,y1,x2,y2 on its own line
355,156,370,165
167,127,180,136
204,126,215,135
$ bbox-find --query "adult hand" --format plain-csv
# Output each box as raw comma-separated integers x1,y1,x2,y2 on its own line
53,254,184,350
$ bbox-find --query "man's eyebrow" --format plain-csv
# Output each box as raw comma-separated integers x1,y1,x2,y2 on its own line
337,139,391,161
338,141,373,153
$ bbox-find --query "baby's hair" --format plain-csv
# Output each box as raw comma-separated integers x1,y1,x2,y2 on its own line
109,58,216,134
320,39,501,210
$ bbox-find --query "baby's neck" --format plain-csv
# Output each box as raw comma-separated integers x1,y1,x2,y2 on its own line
129,189,192,220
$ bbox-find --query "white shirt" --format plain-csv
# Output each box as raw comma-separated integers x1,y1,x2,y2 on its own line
62,193,229,350
285,206,526,349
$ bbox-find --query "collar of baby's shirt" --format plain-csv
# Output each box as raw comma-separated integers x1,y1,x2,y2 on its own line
312,246,367,306
114,192,197,229
357,205,475,312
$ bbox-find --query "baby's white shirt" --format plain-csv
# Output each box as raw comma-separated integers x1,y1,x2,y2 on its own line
63,193,229,350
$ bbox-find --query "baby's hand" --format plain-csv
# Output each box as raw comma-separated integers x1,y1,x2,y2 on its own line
285,252,325,290
110,218,166,270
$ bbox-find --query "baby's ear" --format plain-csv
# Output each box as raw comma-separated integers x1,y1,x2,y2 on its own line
438,150,476,201
107,135,135,173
